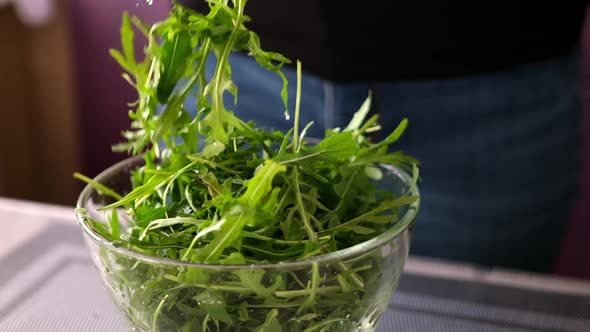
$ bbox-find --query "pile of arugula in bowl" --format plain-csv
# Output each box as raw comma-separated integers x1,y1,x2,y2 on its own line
75,1,420,331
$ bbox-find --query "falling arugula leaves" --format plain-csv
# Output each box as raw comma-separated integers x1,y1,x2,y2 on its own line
76,0,420,331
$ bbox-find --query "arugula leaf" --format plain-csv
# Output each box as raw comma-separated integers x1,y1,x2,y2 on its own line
139,217,204,241
310,131,357,161
254,309,281,332
234,269,281,297
73,172,123,201
201,205,252,262
374,118,408,148
247,32,291,114
157,31,192,103
344,90,372,132
195,291,232,324
134,205,168,227
109,209,121,240
121,12,135,67
237,160,286,207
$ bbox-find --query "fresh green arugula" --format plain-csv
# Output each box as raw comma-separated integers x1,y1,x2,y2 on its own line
77,1,420,331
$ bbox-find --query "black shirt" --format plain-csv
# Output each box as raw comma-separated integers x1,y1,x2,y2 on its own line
181,1,588,81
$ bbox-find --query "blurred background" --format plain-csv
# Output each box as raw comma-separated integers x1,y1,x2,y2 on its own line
0,1,588,279
0,0,169,207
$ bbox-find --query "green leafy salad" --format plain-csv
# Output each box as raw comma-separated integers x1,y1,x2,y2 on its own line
75,1,420,331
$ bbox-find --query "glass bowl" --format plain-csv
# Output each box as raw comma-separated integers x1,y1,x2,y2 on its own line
75,156,419,332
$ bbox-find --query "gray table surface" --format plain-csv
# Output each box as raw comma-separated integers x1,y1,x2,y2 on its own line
1,197,590,332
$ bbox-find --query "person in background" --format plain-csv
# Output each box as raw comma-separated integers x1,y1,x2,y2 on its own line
180,0,589,273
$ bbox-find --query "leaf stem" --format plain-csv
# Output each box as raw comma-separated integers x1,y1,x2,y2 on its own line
320,195,417,235
152,294,169,332
293,60,302,153
152,38,212,151
336,262,365,289
242,231,330,244
73,173,123,201
274,285,340,299
303,318,349,332
210,0,245,143
299,262,319,312
164,275,255,294
293,169,318,243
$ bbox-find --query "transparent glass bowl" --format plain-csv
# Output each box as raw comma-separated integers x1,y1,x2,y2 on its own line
76,156,419,332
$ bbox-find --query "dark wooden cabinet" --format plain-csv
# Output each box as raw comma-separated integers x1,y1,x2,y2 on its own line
0,2,80,206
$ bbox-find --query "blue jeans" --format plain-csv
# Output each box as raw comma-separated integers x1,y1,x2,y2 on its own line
196,51,582,272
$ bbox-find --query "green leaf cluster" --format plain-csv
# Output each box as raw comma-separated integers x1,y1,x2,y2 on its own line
76,1,420,331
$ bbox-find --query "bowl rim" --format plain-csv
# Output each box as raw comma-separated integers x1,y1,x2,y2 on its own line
75,155,420,270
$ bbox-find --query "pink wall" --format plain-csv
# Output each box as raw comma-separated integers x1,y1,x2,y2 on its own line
554,7,590,280
69,1,169,178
